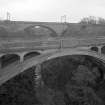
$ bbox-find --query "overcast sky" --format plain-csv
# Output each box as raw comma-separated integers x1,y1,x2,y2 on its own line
0,0,105,22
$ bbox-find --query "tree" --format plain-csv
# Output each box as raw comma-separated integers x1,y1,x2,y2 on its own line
79,16,105,25
98,17,105,24
80,16,97,24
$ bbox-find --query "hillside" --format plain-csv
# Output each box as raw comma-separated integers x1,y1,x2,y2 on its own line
63,23,105,38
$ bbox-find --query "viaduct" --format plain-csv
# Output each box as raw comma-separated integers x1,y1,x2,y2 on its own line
0,21,105,85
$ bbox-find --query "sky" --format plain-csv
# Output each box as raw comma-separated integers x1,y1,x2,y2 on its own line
0,0,105,22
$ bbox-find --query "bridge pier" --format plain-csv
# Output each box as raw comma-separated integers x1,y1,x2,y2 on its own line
18,54,24,62
98,46,102,54
20,55,24,62
18,52,28,62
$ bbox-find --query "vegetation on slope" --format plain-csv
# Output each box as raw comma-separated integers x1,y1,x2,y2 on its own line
0,66,41,105
0,55,105,105
40,55,105,105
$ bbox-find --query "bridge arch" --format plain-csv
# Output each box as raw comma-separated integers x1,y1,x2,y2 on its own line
24,51,40,60
24,24,58,37
8,49,105,71
1,54,20,68
41,54,105,87
17,49,105,72
46,49,105,61
90,46,98,52
1,49,105,85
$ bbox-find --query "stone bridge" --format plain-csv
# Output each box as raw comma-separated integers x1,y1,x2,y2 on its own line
0,37,105,85
0,21,68,36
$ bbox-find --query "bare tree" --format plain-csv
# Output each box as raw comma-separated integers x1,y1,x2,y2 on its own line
98,17,105,24
80,16,97,24
79,16,105,25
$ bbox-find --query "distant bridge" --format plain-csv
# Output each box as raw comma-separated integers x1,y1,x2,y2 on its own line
0,21,68,36
0,37,105,85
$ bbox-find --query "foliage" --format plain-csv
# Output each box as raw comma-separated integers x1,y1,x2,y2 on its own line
40,55,105,105
0,55,105,105
0,67,41,105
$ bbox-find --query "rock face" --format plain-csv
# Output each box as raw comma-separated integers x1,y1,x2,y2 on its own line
36,55,105,105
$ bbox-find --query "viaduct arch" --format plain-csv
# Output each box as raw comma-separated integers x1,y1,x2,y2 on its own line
24,24,58,37
0,51,41,68
24,51,40,60
90,46,98,52
0,54,20,68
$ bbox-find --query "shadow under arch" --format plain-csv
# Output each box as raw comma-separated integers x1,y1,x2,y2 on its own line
24,24,58,37
90,46,98,52
24,51,40,61
16,49,105,72
101,46,105,54
1,54,20,68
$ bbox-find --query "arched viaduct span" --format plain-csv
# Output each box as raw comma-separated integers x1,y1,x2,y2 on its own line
0,48,105,85
22,22,68,36
1,21,68,36
24,24,58,37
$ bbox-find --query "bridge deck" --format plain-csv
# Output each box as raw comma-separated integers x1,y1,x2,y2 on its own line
0,49,105,85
